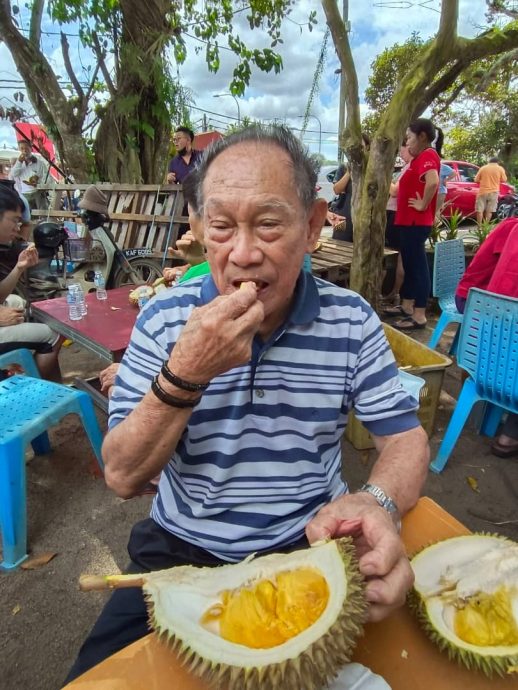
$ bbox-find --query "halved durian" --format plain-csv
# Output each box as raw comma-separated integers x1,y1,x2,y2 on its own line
80,538,366,690
410,534,518,677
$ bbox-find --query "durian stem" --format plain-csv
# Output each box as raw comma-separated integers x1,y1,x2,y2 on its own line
79,573,145,592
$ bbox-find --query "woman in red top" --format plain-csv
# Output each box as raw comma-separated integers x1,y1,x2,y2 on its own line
385,118,441,330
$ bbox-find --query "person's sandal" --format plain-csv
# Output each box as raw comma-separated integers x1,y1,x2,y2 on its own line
393,316,427,331
383,305,412,317
491,440,518,459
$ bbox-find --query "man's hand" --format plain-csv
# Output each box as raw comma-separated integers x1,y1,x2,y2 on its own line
0,306,25,326
99,362,120,396
162,265,188,285
168,231,205,266
168,282,264,383
408,192,426,212
16,244,39,270
167,172,177,184
305,493,414,622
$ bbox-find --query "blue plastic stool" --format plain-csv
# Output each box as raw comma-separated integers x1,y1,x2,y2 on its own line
428,239,465,355
0,348,40,378
0,375,104,570
431,289,518,473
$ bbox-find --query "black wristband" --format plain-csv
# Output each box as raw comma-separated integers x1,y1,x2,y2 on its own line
161,362,209,392
151,376,201,408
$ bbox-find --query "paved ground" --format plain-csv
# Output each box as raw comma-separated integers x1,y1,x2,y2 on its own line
1,317,517,690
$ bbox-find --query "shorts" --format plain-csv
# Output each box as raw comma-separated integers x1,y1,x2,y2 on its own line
475,192,498,213
0,294,59,354
385,210,400,249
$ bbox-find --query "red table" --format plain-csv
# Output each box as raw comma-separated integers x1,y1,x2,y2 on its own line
31,286,137,362
31,286,138,410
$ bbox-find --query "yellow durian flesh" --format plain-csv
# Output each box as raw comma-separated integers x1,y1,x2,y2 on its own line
411,534,518,677
454,587,518,647
143,537,366,690
201,567,329,648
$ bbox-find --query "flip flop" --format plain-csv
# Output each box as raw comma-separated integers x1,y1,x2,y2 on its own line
393,316,427,331
491,440,518,459
383,305,413,317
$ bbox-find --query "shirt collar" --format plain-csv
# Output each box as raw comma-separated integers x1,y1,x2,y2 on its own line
199,269,320,327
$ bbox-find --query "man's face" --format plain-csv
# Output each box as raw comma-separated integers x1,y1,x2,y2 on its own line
173,132,192,155
201,141,326,337
0,208,22,245
19,142,31,158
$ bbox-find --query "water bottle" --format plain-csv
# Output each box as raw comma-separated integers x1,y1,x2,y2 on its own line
75,283,88,316
67,285,82,321
137,286,151,310
94,271,108,300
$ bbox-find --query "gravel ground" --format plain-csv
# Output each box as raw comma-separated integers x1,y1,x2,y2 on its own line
1,318,517,690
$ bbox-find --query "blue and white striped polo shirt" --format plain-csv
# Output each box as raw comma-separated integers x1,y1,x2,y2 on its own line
109,271,419,561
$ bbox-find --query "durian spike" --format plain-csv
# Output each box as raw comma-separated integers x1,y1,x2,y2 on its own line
79,573,145,592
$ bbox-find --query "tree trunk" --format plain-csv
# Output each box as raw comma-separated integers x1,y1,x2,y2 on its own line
0,0,92,181
322,0,518,307
94,0,173,182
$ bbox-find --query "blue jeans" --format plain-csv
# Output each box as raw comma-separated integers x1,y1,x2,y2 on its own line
398,225,431,309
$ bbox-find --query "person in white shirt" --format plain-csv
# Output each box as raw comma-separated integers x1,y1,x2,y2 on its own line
9,141,49,210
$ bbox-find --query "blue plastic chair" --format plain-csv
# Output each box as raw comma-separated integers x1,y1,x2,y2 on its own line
431,289,518,473
0,375,104,570
0,348,40,378
428,239,465,354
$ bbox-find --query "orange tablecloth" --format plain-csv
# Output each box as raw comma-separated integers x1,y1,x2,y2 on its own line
63,497,515,689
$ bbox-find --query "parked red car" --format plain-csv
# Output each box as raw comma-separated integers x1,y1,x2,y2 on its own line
442,160,515,219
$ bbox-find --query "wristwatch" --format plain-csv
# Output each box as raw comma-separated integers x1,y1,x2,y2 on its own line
357,483,402,533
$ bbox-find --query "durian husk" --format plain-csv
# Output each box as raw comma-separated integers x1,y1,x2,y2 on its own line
144,537,367,690
409,534,518,678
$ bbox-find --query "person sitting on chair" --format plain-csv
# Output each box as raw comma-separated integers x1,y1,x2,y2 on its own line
0,186,62,381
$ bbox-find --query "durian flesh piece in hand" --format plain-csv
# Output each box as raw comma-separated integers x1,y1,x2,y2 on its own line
410,534,518,677
82,537,366,690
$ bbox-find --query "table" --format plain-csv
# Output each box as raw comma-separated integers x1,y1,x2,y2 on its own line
311,238,398,286
32,286,138,411
63,497,514,690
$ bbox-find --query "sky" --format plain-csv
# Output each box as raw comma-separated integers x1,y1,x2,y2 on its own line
0,0,492,164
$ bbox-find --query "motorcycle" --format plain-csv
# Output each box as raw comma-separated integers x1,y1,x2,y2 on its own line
19,209,165,303
496,192,518,220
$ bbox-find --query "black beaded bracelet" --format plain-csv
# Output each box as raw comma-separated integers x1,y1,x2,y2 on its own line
161,362,209,392
151,376,201,408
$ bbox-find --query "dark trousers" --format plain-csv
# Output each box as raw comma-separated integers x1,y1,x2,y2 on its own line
64,518,308,684
398,225,431,309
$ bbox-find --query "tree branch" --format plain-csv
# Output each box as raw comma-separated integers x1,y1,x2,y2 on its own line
413,59,466,117
432,80,468,116
477,46,518,91
486,1,518,20
91,32,117,97
437,0,459,51
29,0,44,47
320,0,361,152
60,31,85,100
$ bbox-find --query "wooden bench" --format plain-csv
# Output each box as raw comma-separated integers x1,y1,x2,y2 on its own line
33,184,186,259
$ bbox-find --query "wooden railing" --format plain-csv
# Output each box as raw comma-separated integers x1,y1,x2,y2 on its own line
33,184,186,257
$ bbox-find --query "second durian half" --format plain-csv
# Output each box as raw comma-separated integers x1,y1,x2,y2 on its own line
410,534,518,677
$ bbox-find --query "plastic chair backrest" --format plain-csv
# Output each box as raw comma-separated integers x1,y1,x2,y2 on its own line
432,239,465,301
458,288,518,407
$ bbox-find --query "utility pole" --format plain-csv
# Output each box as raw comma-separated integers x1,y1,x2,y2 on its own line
337,0,350,162
202,113,208,131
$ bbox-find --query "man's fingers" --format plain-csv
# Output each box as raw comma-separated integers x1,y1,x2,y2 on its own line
364,556,414,622
358,514,403,577
305,514,342,544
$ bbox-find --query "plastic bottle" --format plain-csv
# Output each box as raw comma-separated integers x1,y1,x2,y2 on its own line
74,283,88,316
137,286,151,310
67,285,82,321
94,271,108,300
